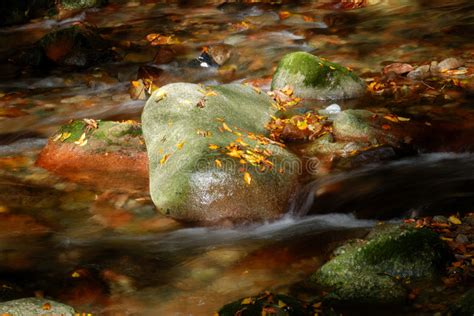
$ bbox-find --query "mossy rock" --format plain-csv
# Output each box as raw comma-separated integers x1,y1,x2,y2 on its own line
312,225,452,306
142,83,300,223
217,292,310,316
59,0,107,10
0,298,75,316
332,109,379,142
271,52,366,100
451,288,474,316
54,120,145,152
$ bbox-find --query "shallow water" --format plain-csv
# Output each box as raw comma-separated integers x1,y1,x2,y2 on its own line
0,0,473,314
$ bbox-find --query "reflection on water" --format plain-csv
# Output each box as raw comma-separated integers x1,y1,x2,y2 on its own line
0,0,473,314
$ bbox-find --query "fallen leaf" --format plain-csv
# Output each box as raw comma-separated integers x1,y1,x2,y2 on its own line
160,154,170,165
244,172,252,185
448,216,462,225
176,142,185,149
222,123,233,132
208,144,219,150
215,159,222,168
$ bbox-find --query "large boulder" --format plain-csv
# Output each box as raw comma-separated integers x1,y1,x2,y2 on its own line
271,52,366,100
312,225,452,306
142,83,300,224
0,297,75,316
36,120,148,191
58,0,107,10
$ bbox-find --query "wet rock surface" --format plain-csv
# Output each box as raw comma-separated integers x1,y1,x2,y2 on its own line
36,120,148,191
142,83,300,223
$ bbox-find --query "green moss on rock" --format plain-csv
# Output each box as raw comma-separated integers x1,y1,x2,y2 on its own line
271,52,366,100
60,0,107,10
312,225,452,306
0,298,75,316
55,120,145,151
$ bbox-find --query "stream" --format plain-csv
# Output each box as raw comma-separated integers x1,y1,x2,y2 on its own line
0,0,473,315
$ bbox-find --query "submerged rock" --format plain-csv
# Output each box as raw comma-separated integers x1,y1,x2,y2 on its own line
271,52,366,100
0,1,55,26
0,298,75,316
142,83,300,224
312,225,452,306
15,24,115,68
217,292,310,316
451,288,474,316
36,120,148,191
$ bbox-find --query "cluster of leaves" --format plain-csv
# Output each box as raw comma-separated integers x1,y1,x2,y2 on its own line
405,213,474,286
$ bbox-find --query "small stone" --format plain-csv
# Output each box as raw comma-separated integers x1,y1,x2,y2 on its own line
430,61,439,73
432,215,448,223
438,57,464,72
208,44,233,66
383,63,414,75
324,103,341,114
407,65,430,80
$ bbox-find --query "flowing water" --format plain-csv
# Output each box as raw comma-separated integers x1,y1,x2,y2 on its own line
0,0,473,315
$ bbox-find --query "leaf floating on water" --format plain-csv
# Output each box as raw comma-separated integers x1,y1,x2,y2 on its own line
278,300,287,308
383,115,399,123
241,297,253,305
208,144,219,150
397,116,411,122
244,172,252,185
160,154,170,165
448,215,462,225
71,271,81,278
215,159,222,168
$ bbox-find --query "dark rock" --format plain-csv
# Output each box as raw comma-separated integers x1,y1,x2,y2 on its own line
217,292,310,316
312,225,452,306
451,288,474,316
0,0,56,27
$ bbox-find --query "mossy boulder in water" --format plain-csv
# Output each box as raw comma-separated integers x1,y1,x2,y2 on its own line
217,292,310,316
312,225,451,306
142,83,300,224
36,120,148,191
0,298,75,316
271,52,366,100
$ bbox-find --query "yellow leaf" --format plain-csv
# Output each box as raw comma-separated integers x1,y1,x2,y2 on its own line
215,159,222,168
244,172,252,185
383,115,399,123
209,144,219,150
176,142,185,149
71,272,81,278
278,300,287,308
160,154,170,165
312,302,322,308
74,133,87,146
60,132,71,141
222,123,233,132
397,116,411,122
241,297,252,305
448,215,461,225
329,66,336,70
42,303,51,311
296,120,308,130
235,138,249,146
154,91,167,102
440,236,453,241
52,134,62,142
205,90,218,97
